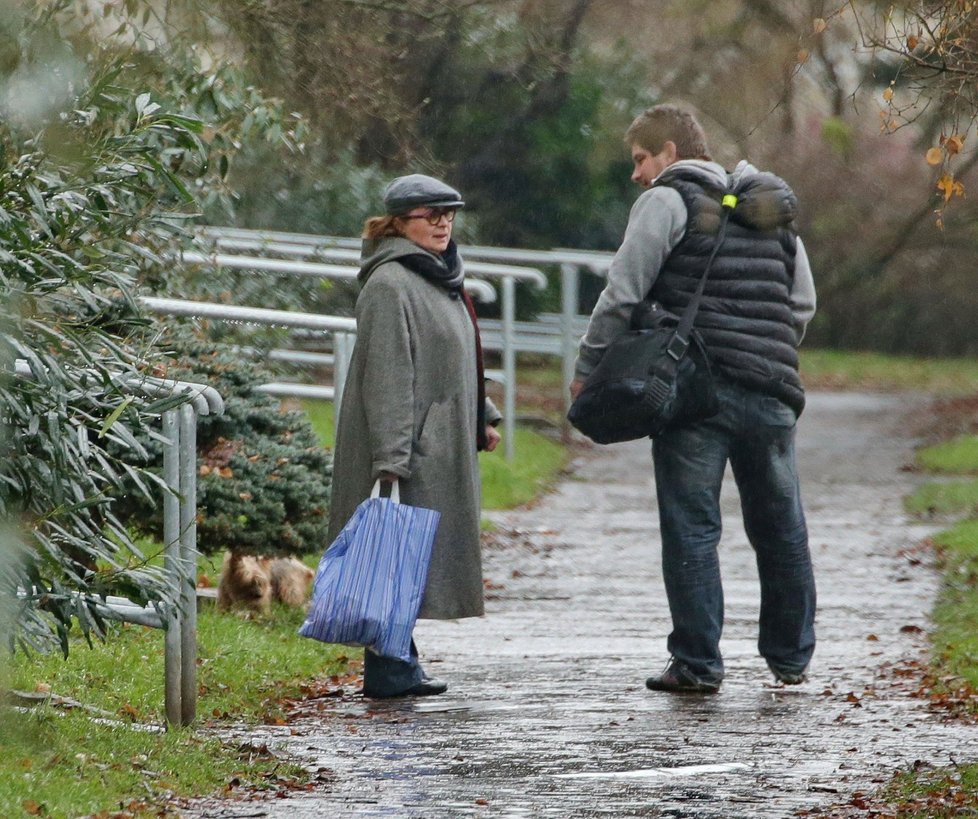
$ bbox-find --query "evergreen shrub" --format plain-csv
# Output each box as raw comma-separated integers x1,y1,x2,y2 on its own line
116,331,333,558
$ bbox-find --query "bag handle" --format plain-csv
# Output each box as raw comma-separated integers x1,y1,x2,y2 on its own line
370,478,400,504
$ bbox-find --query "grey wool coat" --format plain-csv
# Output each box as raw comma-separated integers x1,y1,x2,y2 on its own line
326,236,500,620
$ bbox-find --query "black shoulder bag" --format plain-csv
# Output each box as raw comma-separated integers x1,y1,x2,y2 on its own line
567,192,737,445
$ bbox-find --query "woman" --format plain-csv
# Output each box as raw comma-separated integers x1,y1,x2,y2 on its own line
327,174,501,698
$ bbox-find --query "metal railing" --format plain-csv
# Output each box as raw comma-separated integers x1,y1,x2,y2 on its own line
14,360,224,727
182,236,558,459
177,249,498,305
195,227,615,414
139,296,358,437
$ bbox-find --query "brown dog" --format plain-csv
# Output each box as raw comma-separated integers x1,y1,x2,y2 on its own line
217,551,314,614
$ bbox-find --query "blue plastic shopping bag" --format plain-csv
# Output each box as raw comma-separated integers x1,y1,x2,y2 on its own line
298,480,439,662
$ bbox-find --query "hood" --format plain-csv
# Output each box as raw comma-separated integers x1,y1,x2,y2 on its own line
657,158,728,190
358,235,455,286
729,165,798,232
658,158,797,233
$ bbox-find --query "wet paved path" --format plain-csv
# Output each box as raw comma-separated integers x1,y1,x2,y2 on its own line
193,391,978,818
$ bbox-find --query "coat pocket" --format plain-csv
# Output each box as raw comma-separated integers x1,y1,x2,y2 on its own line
414,398,451,457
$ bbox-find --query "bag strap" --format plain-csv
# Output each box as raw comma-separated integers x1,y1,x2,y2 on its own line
667,190,738,361
370,478,400,504
642,190,737,411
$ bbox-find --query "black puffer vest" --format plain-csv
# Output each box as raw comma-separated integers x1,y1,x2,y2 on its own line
649,166,805,415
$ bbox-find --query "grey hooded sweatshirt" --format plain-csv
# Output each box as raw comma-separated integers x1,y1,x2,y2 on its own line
574,159,816,383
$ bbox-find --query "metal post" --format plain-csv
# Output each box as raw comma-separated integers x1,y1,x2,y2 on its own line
501,277,516,461
178,403,198,726
161,409,183,727
560,263,580,416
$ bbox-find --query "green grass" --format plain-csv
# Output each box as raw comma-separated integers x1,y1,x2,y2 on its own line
302,398,336,448
877,763,978,817
7,606,348,723
905,479,978,517
864,428,978,816
799,348,978,395
917,435,978,474
0,706,298,819
931,519,978,691
2,605,352,817
479,427,568,509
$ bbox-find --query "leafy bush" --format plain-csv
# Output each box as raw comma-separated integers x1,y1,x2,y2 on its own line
0,2,313,655
0,23,207,652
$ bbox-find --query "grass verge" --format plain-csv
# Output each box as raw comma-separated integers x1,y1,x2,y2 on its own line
848,414,978,816
2,604,353,817
799,349,978,395
905,479,978,518
916,435,978,474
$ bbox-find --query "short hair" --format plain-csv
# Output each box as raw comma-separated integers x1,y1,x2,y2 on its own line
625,104,711,161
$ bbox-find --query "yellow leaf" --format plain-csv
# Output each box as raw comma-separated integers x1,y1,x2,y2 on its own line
883,87,894,102
945,134,965,155
813,17,827,33
907,34,919,50
936,174,965,203
797,48,810,64
926,147,944,165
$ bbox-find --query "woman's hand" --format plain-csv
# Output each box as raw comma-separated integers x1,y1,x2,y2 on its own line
484,425,501,452
569,378,585,401
378,471,399,483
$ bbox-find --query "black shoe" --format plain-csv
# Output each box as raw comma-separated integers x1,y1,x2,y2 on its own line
769,665,808,685
646,659,721,694
363,678,448,698
404,678,448,696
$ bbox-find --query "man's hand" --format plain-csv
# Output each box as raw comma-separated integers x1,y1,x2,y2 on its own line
484,425,501,452
569,378,586,401
378,471,399,483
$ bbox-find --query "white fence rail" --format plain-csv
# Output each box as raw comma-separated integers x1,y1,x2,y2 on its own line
194,227,615,418
180,234,570,459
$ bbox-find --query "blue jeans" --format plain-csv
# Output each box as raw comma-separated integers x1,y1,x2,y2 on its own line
652,379,816,683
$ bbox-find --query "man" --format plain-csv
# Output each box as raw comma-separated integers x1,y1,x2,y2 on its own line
570,104,817,693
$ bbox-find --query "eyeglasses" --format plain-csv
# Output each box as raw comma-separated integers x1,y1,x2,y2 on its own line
401,208,458,225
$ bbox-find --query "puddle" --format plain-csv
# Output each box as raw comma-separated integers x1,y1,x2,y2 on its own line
554,762,752,779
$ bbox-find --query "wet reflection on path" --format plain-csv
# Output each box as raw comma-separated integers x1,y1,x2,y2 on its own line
187,393,978,818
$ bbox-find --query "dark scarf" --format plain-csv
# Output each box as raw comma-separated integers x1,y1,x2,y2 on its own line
399,241,489,451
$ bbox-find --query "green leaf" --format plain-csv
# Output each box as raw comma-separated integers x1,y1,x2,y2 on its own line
99,396,135,439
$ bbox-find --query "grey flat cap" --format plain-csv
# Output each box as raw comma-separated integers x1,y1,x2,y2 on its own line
383,174,465,215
